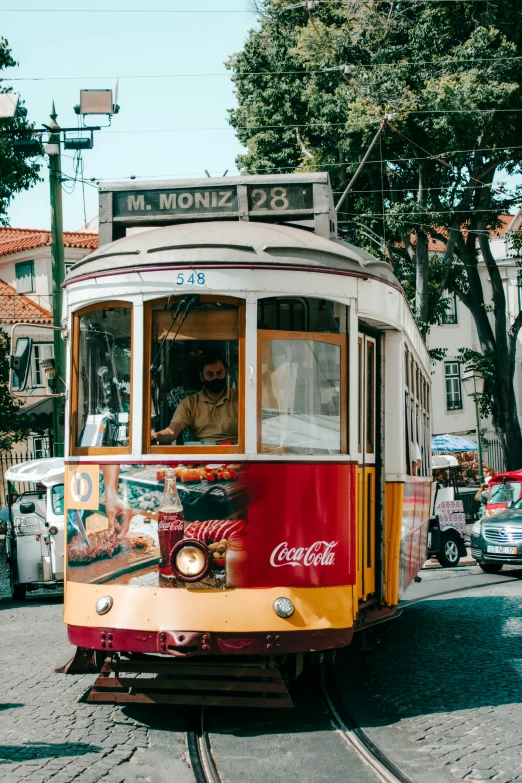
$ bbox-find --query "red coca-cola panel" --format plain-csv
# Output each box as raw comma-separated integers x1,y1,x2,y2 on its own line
245,462,356,588
66,460,356,590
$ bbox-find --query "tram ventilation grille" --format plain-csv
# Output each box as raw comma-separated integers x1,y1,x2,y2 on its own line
484,527,522,544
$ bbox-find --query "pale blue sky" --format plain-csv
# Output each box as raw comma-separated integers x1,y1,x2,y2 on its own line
2,1,257,231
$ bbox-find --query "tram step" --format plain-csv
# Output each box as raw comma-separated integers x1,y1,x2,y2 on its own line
86,656,294,708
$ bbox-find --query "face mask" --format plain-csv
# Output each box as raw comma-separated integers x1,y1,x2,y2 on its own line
205,377,227,394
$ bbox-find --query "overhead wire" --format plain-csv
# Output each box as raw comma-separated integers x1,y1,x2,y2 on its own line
5,56,522,81
1,1,510,9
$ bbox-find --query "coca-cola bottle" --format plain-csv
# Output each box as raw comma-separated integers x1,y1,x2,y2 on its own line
158,468,184,578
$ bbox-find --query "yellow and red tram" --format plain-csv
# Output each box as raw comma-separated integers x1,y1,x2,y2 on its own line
61,173,431,700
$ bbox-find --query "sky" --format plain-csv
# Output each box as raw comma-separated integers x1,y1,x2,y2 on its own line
2,1,257,231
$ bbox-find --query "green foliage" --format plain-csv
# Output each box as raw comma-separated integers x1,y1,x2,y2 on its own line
0,38,41,224
428,347,448,365
228,1,522,464
0,331,33,451
227,0,522,324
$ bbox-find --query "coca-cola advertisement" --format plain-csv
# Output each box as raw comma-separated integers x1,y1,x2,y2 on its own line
65,461,355,589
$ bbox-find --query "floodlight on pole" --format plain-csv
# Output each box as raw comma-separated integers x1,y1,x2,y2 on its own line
0,93,27,119
74,86,120,118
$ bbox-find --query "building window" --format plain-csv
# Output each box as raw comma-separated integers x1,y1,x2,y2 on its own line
31,343,54,387
445,361,463,410
15,260,35,294
441,293,458,324
31,436,48,460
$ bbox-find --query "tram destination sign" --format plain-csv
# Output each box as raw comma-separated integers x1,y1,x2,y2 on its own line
114,186,238,218
112,182,314,219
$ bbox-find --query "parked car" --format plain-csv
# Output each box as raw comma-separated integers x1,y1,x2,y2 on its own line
470,498,522,572
4,458,64,600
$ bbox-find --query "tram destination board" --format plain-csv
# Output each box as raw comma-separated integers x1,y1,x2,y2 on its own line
112,182,314,219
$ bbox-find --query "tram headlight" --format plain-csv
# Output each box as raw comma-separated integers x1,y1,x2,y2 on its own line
48,526,58,536
95,595,113,615
172,540,209,581
273,597,295,619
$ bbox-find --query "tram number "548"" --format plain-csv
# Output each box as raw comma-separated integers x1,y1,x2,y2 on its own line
176,272,206,286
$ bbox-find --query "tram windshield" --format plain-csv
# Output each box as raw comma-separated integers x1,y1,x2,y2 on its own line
149,298,240,448
74,306,131,449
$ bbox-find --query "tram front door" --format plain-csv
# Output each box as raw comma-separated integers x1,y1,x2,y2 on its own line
357,331,378,601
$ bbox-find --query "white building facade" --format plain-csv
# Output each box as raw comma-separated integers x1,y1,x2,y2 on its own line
427,212,522,468
0,228,97,459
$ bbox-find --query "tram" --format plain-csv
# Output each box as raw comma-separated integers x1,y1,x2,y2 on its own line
51,173,432,705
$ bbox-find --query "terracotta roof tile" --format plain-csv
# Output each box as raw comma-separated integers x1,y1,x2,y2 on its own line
0,227,97,258
0,279,52,324
417,214,515,254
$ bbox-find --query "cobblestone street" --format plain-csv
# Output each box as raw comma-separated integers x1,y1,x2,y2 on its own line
0,556,191,783
2,552,522,782
339,568,522,783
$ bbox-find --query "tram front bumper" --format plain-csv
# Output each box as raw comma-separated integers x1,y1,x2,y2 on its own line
67,625,353,657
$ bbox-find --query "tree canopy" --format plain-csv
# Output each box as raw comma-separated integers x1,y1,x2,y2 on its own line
0,38,41,451
0,38,40,223
227,0,522,468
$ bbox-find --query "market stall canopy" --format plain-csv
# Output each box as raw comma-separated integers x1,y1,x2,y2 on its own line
432,454,459,469
432,434,478,452
5,458,64,486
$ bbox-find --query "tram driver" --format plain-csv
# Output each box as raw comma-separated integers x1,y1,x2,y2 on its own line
152,351,238,445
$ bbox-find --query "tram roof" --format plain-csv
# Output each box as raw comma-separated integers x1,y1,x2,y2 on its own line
64,220,399,287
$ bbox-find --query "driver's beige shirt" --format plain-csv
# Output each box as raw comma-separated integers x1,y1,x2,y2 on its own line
169,387,238,443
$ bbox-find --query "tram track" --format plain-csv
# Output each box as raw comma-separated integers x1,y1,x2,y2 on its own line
321,664,414,783
185,572,521,783
187,707,222,783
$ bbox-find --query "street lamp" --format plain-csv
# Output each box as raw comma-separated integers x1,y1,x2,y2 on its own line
461,367,485,484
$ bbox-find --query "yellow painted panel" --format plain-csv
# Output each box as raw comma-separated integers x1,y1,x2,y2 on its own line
356,467,364,601
363,467,376,596
384,482,404,606
64,582,354,633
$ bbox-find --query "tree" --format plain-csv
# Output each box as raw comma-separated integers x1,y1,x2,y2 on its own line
0,38,40,224
227,0,522,469
0,38,42,450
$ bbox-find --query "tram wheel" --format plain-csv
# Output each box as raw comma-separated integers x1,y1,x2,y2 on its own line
479,563,503,574
437,532,461,568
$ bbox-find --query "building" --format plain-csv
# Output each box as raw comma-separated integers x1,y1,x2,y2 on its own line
427,212,521,468
0,227,98,458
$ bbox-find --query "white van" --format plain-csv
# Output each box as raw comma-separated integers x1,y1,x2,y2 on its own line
5,458,64,600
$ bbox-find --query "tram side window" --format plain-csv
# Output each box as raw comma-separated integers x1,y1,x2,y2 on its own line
74,306,131,449
404,348,431,476
258,297,348,334
259,335,345,455
149,298,240,448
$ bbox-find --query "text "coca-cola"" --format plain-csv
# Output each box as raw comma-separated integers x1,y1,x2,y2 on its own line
270,541,338,568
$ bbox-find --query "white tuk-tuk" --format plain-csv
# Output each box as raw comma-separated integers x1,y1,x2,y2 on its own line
428,454,468,567
4,458,64,600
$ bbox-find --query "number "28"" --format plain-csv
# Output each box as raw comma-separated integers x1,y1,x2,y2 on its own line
251,187,289,211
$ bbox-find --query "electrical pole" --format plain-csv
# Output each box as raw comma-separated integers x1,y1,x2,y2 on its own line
48,102,66,457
